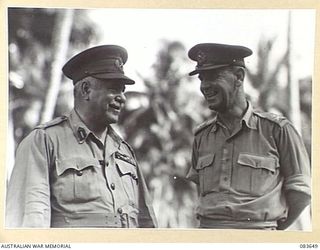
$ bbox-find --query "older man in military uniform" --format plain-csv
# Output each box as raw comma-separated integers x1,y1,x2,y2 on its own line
186,43,311,230
6,45,157,228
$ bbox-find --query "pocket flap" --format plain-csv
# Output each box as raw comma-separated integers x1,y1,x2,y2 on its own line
196,154,215,170
56,157,100,176
237,154,278,172
115,158,138,179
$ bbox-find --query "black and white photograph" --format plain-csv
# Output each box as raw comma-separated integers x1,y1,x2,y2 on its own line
2,2,319,245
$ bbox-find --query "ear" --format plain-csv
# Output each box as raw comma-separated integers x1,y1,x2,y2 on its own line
234,67,245,87
80,80,91,100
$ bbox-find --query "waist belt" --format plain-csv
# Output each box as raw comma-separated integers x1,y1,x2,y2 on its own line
51,213,123,228
199,216,278,230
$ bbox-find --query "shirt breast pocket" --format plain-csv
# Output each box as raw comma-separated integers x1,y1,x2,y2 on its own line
115,157,138,200
195,153,217,196
233,153,279,196
54,157,101,202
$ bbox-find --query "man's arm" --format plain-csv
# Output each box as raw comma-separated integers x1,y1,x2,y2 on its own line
136,165,158,228
277,190,311,230
6,129,52,228
276,121,311,230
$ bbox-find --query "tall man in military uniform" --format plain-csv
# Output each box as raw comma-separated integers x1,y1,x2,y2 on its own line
6,45,157,228
186,43,311,230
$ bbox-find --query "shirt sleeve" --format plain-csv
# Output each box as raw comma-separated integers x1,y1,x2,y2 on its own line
6,129,53,228
136,165,158,228
186,138,199,184
277,122,311,196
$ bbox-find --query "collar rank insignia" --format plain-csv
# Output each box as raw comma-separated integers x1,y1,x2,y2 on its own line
77,127,87,142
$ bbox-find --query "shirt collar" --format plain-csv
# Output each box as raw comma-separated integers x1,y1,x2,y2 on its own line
211,101,257,132
68,109,123,146
107,125,123,148
68,109,92,143
241,101,257,130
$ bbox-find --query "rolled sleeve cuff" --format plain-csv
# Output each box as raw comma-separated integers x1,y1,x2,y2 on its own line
283,174,311,196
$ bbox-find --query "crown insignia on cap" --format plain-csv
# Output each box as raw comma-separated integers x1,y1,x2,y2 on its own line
196,51,207,65
114,58,124,71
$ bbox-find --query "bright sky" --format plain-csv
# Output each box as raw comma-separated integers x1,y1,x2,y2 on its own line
88,9,315,92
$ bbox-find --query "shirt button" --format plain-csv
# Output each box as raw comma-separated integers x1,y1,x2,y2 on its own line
110,183,115,190
223,177,228,181
77,170,83,176
117,208,123,214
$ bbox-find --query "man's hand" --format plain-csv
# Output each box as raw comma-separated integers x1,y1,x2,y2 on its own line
277,190,311,230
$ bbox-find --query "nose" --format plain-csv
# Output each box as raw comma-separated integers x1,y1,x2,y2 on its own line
115,92,126,104
200,80,211,92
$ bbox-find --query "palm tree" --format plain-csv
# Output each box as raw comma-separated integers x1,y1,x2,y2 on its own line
119,40,204,227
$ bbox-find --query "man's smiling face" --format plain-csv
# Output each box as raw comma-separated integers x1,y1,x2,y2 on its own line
199,67,237,113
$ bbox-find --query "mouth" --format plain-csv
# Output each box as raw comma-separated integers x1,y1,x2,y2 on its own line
204,89,219,100
109,103,121,112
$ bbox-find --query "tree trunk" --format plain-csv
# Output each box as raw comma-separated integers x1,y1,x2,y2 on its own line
286,11,310,231
40,9,74,123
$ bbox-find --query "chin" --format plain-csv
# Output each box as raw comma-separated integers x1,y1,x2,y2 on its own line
106,117,119,124
208,103,220,111
208,104,227,113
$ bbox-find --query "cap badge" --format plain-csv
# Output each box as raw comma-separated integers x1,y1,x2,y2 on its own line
114,59,124,71
196,51,207,65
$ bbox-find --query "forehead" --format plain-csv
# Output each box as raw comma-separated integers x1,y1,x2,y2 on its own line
93,78,126,89
198,67,230,78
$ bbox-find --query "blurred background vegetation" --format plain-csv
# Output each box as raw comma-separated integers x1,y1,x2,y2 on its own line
7,8,312,229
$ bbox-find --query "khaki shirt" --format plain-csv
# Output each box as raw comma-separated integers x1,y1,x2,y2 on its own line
187,102,311,228
6,109,157,228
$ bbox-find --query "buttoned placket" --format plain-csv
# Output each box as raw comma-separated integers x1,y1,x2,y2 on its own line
81,130,117,212
216,121,243,192
103,132,123,213
86,128,133,217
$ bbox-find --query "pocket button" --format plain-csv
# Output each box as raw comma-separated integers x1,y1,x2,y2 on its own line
76,170,83,176
110,183,115,190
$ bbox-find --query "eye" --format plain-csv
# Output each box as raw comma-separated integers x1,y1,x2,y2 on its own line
107,85,125,93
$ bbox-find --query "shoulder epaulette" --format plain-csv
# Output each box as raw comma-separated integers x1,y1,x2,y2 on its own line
254,111,289,127
193,117,217,135
35,116,68,129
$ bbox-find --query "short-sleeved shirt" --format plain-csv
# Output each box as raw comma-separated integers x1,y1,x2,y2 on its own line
6,109,157,228
187,102,311,228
